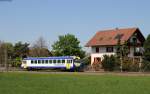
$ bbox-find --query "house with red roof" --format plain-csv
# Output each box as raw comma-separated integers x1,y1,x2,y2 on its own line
85,27,145,65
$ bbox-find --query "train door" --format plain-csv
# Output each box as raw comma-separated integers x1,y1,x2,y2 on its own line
66,59,72,69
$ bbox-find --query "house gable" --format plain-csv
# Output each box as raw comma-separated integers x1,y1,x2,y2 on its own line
128,28,145,46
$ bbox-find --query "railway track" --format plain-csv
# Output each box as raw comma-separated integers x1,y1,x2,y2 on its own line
1,70,150,76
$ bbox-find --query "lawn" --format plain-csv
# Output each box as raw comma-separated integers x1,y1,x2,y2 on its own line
0,72,150,94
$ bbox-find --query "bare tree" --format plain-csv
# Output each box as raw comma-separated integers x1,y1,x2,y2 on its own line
29,37,52,57
0,41,5,67
33,37,47,49
0,41,8,71
0,41,2,67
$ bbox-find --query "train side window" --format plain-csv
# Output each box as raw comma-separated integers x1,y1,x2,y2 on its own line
57,60,61,63
38,60,41,64
53,60,56,63
62,60,65,63
45,60,48,64
31,60,34,64
49,60,52,64
35,60,37,64
42,60,44,64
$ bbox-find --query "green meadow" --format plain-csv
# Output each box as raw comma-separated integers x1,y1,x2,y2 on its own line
0,72,150,94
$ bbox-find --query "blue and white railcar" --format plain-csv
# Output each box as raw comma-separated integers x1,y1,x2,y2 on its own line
21,56,77,70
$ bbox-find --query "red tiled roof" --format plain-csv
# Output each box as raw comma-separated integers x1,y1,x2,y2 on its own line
85,27,139,47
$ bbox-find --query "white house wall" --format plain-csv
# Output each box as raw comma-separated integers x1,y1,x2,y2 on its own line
91,53,115,65
91,47,106,53
90,46,139,65
128,47,134,57
91,46,116,65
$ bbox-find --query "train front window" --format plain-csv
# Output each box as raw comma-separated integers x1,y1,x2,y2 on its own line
67,60,72,63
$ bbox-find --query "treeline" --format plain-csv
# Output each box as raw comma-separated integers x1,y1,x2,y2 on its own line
0,34,85,68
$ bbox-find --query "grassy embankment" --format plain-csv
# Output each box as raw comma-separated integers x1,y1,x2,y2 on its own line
0,72,150,94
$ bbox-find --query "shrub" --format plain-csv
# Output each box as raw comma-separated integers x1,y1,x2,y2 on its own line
102,55,119,71
122,57,140,72
122,58,132,71
11,57,22,67
142,60,150,72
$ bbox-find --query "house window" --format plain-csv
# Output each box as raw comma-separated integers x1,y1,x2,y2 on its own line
106,47,113,52
96,47,99,53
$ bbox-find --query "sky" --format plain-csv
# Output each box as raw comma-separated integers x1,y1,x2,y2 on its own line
0,0,150,50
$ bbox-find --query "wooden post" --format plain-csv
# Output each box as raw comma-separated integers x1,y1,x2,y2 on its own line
4,47,8,72
120,57,123,72
139,56,142,72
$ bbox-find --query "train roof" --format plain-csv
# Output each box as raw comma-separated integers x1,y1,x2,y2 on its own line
23,56,74,60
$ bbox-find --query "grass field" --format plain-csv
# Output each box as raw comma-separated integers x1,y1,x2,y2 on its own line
0,72,150,94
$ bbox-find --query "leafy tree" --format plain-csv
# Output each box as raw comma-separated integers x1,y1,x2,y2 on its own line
52,34,85,58
122,41,129,57
116,34,130,71
13,41,29,58
116,34,122,58
132,33,138,56
143,34,150,61
116,37,129,59
142,34,150,71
